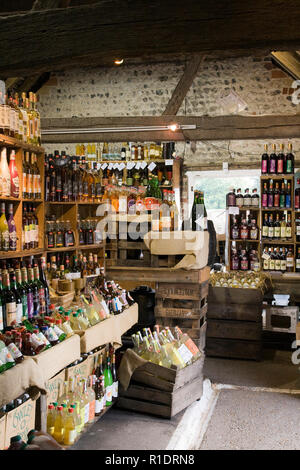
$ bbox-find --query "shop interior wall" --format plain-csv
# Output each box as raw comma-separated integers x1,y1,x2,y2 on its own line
38,54,300,205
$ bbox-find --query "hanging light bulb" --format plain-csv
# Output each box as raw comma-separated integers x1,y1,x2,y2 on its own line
114,59,124,65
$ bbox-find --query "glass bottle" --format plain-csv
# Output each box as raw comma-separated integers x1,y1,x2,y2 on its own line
0,148,11,197
261,143,269,174
8,150,19,198
269,144,277,174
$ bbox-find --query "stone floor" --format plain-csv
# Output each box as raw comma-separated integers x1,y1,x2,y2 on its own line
73,349,300,450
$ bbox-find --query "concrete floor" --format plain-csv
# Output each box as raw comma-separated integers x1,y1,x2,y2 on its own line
73,349,300,450
200,389,300,450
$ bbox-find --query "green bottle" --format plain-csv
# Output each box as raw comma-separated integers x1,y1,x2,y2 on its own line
103,355,113,406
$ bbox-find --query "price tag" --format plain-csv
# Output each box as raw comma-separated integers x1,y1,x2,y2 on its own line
228,206,239,215
101,163,108,170
140,162,148,169
148,162,156,172
165,159,174,166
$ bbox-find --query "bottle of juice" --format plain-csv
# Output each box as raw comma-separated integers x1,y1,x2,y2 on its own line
53,405,65,444
87,375,96,423
61,315,74,337
175,326,202,362
63,408,77,446
70,403,81,435
47,404,56,436
77,309,90,330
85,303,100,326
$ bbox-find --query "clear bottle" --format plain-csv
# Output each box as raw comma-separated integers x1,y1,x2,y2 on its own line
63,408,77,446
53,405,65,444
47,404,56,436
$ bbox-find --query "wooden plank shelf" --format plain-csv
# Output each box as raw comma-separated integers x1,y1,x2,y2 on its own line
261,208,293,211
0,249,45,259
261,240,293,245
230,239,259,243
260,174,294,179
0,133,45,154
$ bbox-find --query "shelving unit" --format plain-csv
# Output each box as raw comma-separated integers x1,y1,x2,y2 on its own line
0,134,106,265
227,206,261,271
260,174,295,272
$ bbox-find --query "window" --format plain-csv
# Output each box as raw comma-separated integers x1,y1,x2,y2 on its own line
186,169,261,234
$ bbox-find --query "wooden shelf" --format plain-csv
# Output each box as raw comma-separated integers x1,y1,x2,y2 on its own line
260,174,294,179
230,239,259,243
0,248,44,259
261,239,293,245
78,243,105,250
261,208,293,211
46,246,77,252
0,133,45,154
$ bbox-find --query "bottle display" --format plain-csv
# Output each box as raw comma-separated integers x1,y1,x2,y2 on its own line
260,143,294,175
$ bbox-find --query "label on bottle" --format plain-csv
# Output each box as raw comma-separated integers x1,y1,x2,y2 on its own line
268,227,274,238
274,194,280,207
105,384,113,403
295,195,299,209
112,380,118,398
53,324,65,338
7,342,23,360
241,259,248,270
262,226,268,237
240,228,248,240
286,227,292,238
262,194,268,207
232,226,240,239
31,333,45,349
269,259,275,270
46,327,59,343
263,258,269,270
36,332,50,346
280,260,287,271
286,257,294,268
27,173,33,196
296,259,300,270
64,429,76,446
84,403,89,423
95,397,104,414
277,159,284,173
0,174,10,197
297,225,300,236
16,302,23,324
0,346,14,365
0,305,3,330
6,302,17,325
250,228,258,240
269,159,276,173
274,227,281,238
177,344,194,364
184,338,200,357
27,292,34,319
161,216,172,230
268,195,274,207
38,288,46,315
232,258,239,270
281,227,286,238
88,399,95,421
275,259,281,271
262,160,268,173
286,160,292,173
286,195,291,208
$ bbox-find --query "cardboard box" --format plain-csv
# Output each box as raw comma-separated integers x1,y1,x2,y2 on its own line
296,322,300,346
79,303,138,353
30,334,81,381
5,399,36,448
0,415,6,450
65,356,93,381
45,369,66,407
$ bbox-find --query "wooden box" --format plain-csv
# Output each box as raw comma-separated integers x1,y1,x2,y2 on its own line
206,286,263,361
117,355,204,418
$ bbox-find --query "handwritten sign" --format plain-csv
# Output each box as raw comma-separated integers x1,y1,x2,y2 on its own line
5,399,36,448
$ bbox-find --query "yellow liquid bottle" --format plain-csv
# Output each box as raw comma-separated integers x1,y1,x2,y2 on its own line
73,375,85,432
53,405,65,444
63,408,77,446
47,404,56,436
70,403,81,435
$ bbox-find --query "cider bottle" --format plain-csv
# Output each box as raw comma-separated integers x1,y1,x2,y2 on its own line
53,405,65,444
63,408,77,446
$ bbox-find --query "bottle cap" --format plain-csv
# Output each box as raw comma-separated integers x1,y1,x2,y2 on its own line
11,435,22,443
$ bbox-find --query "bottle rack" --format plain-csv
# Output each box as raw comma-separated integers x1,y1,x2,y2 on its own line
226,174,297,273
0,134,106,265
227,207,261,271
260,174,296,272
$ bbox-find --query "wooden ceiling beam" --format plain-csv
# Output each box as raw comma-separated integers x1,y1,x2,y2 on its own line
41,114,300,143
162,55,205,115
1,1,300,76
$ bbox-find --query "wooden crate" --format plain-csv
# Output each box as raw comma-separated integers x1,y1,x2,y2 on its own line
117,355,204,418
206,286,263,361
264,305,299,333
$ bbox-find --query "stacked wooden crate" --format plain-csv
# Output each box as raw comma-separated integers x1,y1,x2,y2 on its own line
117,354,204,418
154,267,210,350
206,286,263,361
